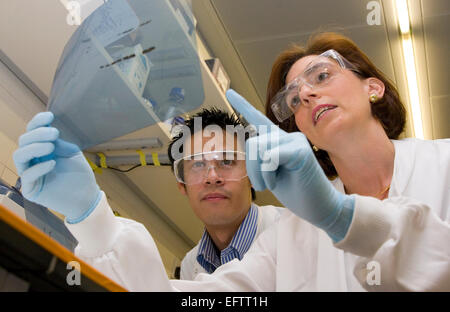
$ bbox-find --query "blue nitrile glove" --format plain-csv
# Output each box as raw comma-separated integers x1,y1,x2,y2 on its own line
13,112,101,224
226,90,355,242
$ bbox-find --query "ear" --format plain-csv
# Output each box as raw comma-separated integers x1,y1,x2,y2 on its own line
365,77,385,99
177,182,187,196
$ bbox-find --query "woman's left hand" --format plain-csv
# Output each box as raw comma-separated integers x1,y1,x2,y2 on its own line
226,89,355,242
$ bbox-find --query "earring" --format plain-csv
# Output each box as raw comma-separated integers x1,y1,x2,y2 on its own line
312,145,319,152
369,94,378,103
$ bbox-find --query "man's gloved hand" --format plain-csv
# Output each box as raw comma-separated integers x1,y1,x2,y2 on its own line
226,89,355,242
13,112,101,224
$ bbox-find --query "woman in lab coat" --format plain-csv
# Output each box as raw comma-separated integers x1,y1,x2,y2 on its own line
15,32,449,291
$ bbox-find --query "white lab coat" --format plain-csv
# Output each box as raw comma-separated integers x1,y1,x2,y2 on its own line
180,204,284,280
66,138,450,291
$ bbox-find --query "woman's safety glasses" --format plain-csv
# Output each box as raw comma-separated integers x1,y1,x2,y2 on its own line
270,49,361,122
173,151,247,185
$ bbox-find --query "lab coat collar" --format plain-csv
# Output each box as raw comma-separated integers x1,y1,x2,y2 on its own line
390,139,416,197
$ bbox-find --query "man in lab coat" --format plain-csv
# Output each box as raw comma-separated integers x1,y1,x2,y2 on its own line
166,108,283,279
13,108,282,283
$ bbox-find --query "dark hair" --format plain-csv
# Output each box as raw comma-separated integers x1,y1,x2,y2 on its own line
167,107,256,200
265,32,406,179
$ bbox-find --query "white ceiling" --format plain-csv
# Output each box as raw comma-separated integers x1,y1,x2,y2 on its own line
0,0,448,256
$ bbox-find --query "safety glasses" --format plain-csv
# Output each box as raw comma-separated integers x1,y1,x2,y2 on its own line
270,49,361,122
173,151,247,185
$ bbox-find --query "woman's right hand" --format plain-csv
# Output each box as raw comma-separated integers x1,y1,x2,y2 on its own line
226,89,355,242
13,112,101,224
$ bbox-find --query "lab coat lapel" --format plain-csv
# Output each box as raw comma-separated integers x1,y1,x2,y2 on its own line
390,139,415,197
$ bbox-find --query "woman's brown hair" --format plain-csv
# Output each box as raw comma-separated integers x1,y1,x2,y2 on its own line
265,32,406,179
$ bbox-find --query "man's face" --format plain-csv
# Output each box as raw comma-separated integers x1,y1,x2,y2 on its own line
177,130,253,228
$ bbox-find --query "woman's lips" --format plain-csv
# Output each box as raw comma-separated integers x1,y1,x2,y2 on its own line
312,104,338,125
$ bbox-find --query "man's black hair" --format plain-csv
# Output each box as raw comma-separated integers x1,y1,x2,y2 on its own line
167,107,256,200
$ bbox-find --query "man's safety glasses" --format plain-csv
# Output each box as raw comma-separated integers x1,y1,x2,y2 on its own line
173,151,247,185
270,49,361,122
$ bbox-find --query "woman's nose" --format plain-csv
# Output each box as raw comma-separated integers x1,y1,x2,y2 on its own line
298,83,317,107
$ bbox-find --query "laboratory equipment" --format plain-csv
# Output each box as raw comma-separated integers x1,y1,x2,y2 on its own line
48,0,204,150
0,179,78,252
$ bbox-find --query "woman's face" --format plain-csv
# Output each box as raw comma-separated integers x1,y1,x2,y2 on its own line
285,55,377,150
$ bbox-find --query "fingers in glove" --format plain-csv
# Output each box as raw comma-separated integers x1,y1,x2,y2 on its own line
26,112,54,132
13,142,55,174
245,132,284,190
53,139,81,157
260,165,277,190
21,159,56,184
247,132,312,190
245,137,267,191
260,132,312,170
225,89,287,135
19,127,59,147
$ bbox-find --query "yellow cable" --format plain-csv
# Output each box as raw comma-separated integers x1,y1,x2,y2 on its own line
85,156,102,174
136,150,147,167
97,152,107,168
152,152,160,167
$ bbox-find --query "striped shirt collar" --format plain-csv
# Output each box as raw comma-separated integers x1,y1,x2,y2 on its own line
196,203,259,274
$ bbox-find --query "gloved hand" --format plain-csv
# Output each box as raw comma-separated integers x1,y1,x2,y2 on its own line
226,90,355,242
13,112,101,224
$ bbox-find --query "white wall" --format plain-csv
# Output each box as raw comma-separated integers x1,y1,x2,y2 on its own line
0,60,44,186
